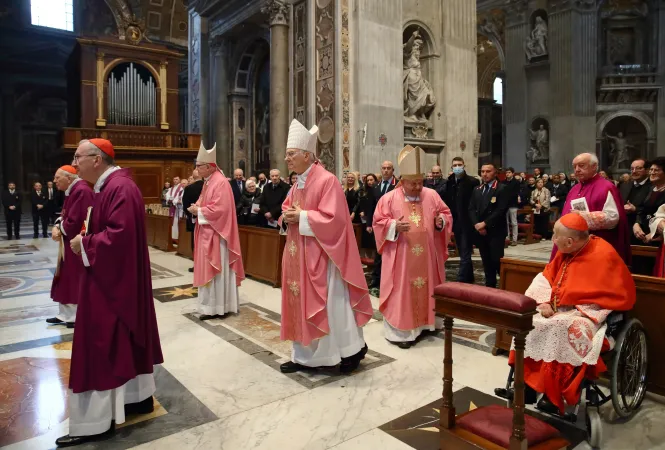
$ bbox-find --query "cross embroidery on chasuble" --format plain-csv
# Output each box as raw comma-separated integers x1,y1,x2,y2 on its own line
288,280,300,296
412,277,426,289
409,205,422,227
411,244,424,256
287,240,297,257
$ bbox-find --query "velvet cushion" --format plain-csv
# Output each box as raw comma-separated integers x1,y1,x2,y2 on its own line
457,405,560,448
433,282,537,314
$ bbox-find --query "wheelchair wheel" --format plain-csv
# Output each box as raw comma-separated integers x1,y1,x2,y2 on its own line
586,407,603,448
610,318,648,419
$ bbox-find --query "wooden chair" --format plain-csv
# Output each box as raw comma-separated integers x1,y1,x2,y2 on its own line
517,207,541,244
548,207,560,233
449,232,459,258
433,282,569,450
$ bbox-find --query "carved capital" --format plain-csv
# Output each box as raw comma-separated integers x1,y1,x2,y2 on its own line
262,0,290,27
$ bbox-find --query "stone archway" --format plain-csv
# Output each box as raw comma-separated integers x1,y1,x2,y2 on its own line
596,112,653,174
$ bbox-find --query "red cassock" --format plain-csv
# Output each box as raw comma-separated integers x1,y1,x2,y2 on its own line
71,168,163,393
50,180,94,305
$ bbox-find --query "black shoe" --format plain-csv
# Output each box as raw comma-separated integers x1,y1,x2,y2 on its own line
340,344,368,374
397,341,413,349
66,322,75,329
33,234,39,239
55,422,114,447
46,317,65,325
536,395,559,415
280,361,307,373
124,396,154,416
43,234,48,238
188,267,194,272
199,314,219,321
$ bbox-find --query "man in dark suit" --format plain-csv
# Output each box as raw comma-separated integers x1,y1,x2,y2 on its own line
501,167,521,246
368,160,398,289
45,181,63,225
31,182,49,238
259,169,290,227
182,169,204,272
549,174,569,215
469,163,509,288
424,165,446,199
2,181,22,239
620,158,651,232
444,157,480,283
231,168,245,206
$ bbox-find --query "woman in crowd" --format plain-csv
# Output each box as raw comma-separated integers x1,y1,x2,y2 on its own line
161,181,171,207
288,171,298,187
344,172,361,223
634,158,665,258
530,178,551,239
236,179,262,226
357,173,379,255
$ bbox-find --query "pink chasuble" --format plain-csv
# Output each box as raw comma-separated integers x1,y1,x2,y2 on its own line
373,188,452,331
193,170,244,287
279,162,373,347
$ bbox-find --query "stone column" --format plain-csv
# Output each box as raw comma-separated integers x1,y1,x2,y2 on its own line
441,0,478,174
658,1,665,156
188,11,210,142
262,0,290,174
1,89,16,190
478,98,494,166
504,1,528,171
211,38,231,173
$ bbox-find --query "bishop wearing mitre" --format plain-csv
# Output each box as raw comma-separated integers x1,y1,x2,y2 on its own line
279,119,373,374
48,165,94,328
373,145,453,348
188,142,245,320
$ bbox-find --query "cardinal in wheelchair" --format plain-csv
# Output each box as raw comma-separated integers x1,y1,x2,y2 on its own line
509,213,636,415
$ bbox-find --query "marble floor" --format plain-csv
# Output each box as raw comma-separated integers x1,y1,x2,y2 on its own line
1,236,664,450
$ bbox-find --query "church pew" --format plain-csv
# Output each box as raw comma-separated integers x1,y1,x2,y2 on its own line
238,226,286,288
632,245,659,259
145,213,175,252
176,218,193,259
494,257,665,396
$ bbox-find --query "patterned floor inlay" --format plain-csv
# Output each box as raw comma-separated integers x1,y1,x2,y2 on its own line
0,257,52,274
0,357,71,447
153,284,198,302
150,263,182,280
0,304,58,326
0,269,56,299
0,244,39,255
185,302,395,389
378,387,586,449
431,322,496,354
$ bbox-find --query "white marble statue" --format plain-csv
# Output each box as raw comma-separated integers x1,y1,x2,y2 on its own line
605,132,632,172
403,30,436,123
528,124,549,162
525,16,548,61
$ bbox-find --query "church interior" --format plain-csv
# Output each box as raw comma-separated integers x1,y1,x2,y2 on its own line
1,0,665,449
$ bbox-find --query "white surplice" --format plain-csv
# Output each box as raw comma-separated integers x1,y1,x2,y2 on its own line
288,165,366,367
196,210,240,316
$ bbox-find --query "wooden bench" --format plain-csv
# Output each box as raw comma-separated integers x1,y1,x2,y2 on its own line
434,283,569,450
238,226,286,288
632,245,659,259
494,257,665,397
145,213,175,252
176,218,193,259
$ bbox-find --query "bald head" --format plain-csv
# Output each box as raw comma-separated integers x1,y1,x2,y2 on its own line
552,220,590,254
381,161,394,181
192,169,201,180
431,165,442,180
572,152,599,183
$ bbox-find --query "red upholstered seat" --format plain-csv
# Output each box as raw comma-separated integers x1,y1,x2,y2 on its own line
517,223,530,230
433,282,537,314
457,405,560,448
360,257,374,266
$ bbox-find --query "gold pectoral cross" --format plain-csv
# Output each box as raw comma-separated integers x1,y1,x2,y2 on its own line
409,209,422,228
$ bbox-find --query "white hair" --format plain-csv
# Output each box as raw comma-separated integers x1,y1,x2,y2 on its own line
77,139,113,165
245,179,257,189
589,154,599,166
270,169,280,176
57,169,78,180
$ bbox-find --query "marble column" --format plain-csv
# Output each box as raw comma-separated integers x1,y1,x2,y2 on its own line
478,98,494,166
188,11,210,142
658,1,665,156
441,0,478,174
504,1,528,171
1,89,16,190
262,0,290,174
211,38,231,173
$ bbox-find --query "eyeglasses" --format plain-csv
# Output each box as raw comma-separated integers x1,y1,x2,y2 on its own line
285,151,302,159
72,153,98,163
195,163,208,168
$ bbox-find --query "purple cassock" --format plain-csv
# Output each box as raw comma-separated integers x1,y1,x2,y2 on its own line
71,168,163,393
50,180,94,305
551,174,631,265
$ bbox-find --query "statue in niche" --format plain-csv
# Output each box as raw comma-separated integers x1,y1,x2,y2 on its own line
259,105,269,146
527,123,549,163
524,16,548,61
605,132,633,172
403,29,436,124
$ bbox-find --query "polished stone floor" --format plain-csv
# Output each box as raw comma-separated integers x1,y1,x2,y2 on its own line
1,236,664,450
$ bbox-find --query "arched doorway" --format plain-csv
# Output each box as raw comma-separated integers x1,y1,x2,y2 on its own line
477,31,504,169
598,115,649,175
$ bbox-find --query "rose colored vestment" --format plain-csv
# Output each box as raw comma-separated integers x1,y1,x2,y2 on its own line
193,169,244,288
72,168,163,393
511,236,635,413
372,187,452,332
551,174,631,264
280,162,373,347
50,179,94,305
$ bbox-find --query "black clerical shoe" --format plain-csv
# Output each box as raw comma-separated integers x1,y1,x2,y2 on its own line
280,361,307,373
46,317,65,325
188,267,194,273
33,234,39,239
66,322,75,329
536,395,559,415
340,344,368,374
199,314,220,321
125,396,155,416
43,233,48,238
55,422,114,447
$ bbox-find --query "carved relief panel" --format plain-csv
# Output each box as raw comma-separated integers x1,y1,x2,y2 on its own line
315,0,335,172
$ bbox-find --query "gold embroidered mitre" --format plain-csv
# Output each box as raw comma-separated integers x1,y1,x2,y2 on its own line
397,145,426,180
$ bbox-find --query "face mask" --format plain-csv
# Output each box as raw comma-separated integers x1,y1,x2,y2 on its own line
452,167,464,176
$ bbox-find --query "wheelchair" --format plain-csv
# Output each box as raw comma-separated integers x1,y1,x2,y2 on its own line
494,313,648,448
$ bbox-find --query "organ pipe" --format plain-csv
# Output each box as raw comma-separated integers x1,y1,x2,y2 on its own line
107,62,157,126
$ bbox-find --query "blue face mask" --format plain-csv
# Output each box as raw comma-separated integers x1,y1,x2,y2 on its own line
452,166,465,176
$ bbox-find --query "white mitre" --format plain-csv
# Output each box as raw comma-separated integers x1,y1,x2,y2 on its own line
287,118,318,153
196,141,217,164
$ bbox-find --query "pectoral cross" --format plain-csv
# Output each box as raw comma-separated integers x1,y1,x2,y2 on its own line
409,209,422,227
